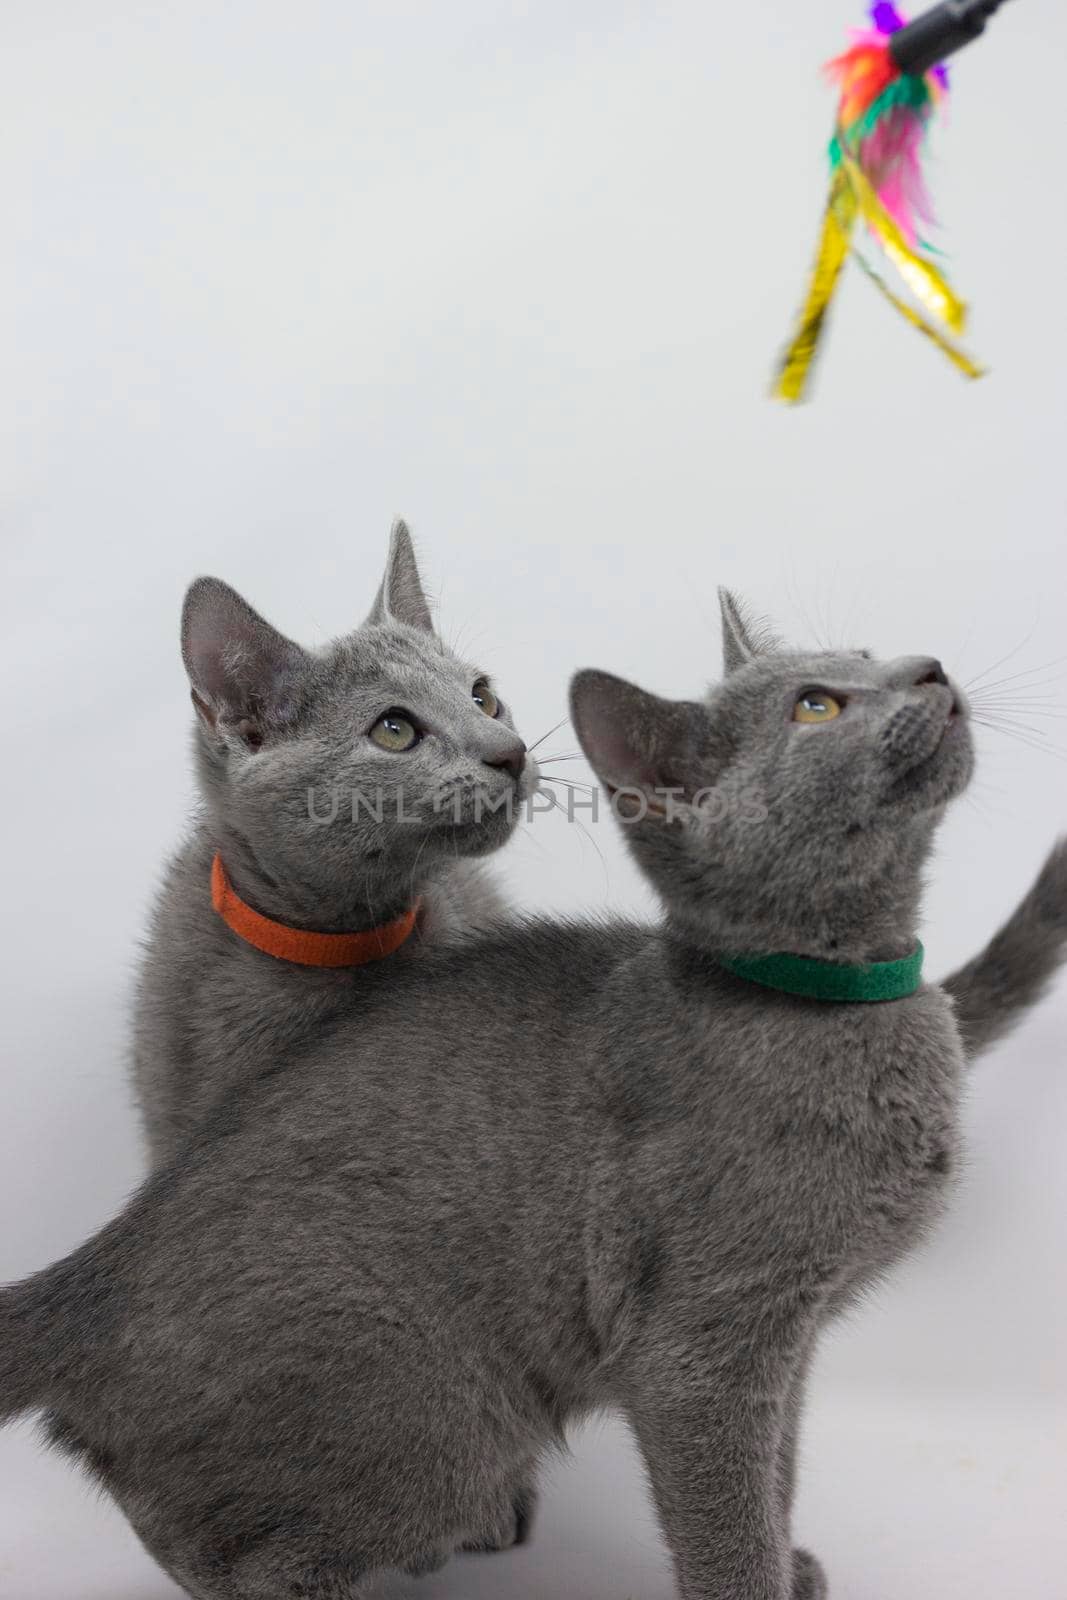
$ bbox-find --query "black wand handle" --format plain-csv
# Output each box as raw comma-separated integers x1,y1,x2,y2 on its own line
889,0,1016,76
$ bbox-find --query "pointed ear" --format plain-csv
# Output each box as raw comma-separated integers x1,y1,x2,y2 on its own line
181,577,309,743
569,669,708,807
365,519,434,633
718,587,779,676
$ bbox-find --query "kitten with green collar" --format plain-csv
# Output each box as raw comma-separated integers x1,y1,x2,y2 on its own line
3,591,1063,1600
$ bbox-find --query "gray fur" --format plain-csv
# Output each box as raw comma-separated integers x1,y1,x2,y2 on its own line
134,519,535,1165
2,608,1062,1600
718,587,782,675
714,589,1067,1053
943,837,1067,1058
365,517,436,633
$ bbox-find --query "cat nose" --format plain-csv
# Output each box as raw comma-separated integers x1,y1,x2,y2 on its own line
914,659,949,688
483,740,526,781
889,655,950,690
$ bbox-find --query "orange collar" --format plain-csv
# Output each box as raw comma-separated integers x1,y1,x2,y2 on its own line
211,854,419,968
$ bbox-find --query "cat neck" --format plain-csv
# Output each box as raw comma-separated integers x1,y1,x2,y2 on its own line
199,821,434,935
669,863,925,968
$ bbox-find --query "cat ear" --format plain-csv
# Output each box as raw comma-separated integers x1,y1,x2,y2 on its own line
718,587,779,676
365,519,434,633
181,577,309,741
570,669,707,807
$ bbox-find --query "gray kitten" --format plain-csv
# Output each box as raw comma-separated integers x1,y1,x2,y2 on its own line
3,594,1064,1600
133,518,537,1166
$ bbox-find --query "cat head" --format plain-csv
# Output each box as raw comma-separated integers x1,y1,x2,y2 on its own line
181,521,536,925
570,590,974,963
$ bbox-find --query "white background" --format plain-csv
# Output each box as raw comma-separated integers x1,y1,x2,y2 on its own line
2,2,1065,1596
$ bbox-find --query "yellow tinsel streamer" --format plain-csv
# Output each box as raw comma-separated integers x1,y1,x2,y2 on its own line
773,142,984,403
774,168,858,404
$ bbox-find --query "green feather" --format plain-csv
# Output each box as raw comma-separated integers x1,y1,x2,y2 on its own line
847,73,933,145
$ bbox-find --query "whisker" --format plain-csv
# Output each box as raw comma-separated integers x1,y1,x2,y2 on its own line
515,812,553,861
968,696,1065,711
568,807,610,886
967,695,1067,718
971,712,1054,738
965,654,1067,696
405,822,434,941
527,717,570,755
968,683,1064,701
539,786,611,891
970,702,1067,738
971,717,1067,763
539,775,597,795
962,627,1042,690
538,788,568,829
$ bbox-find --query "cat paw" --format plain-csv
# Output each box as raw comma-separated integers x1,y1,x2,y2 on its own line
461,1484,539,1553
792,1547,828,1599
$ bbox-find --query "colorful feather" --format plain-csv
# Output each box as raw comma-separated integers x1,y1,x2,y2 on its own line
826,2,948,246
772,1,982,403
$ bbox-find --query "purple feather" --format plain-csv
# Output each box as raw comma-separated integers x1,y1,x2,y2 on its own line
871,1,905,32
871,3,951,87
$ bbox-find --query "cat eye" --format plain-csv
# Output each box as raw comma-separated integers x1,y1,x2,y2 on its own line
472,679,499,718
793,691,843,725
369,711,421,752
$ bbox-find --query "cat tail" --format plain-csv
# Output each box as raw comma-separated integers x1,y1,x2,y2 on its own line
0,1277,55,1422
943,838,1067,1062
1,1230,121,1426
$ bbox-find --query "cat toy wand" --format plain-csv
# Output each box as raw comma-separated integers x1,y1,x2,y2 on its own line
773,0,1017,403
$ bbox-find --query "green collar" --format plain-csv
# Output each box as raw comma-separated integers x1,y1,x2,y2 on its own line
717,943,924,1003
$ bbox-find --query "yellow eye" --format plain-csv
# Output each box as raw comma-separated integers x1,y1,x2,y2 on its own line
793,691,842,724
369,712,419,752
472,680,499,718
